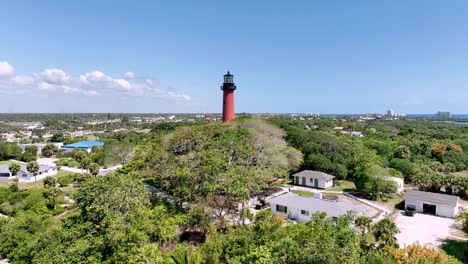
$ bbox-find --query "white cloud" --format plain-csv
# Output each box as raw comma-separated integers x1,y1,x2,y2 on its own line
0,61,15,78
41,68,71,84
12,75,34,86
124,71,135,79
0,61,191,101
80,70,144,95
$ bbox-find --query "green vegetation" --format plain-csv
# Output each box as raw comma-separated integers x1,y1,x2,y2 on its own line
0,116,465,263
329,180,356,191
291,189,315,197
136,119,302,224
41,143,58,157
270,117,468,199
441,239,468,264
0,141,37,162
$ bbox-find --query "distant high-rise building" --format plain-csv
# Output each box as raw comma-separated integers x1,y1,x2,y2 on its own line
435,111,451,119
221,71,237,122
385,108,405,118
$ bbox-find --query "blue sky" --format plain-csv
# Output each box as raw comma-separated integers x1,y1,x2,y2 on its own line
1,1,467,114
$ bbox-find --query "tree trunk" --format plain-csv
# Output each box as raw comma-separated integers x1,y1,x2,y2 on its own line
241,200,246,225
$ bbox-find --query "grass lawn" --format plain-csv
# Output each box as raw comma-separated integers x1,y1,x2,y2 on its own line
329,180,356,192
441,239,468,263
86,135,98,140
292,189,315,197
0,160,14,165
379,193,403,204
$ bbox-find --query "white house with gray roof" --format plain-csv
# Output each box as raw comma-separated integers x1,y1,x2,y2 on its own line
293,170,335,189
267,192,365,222
0,164,57,183
404,190,460,218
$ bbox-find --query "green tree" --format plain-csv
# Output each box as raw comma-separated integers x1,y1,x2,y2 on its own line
27,161,40,182
41,144,58,157
80,157,91,173
394,145,411,159
457,211,468,234
373,218,399,248
21,145,38,162
8,162,21,176
88,163,100,176
73,149,87,164
73,172,149,223
355,215,372,234
43,176,57,188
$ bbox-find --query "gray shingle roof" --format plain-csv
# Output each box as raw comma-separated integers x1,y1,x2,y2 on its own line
292,170,335,181
405,190,459,207
267,192,365,218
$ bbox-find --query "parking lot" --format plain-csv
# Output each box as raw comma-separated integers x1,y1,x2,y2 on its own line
394,211,455,248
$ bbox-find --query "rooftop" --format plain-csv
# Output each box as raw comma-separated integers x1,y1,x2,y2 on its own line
267,192,365,218
62,140,104,149
293,170,335,181
405,190,459,207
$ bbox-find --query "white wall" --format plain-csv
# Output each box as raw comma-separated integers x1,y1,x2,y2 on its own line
294,175,333,189
270,201,312,222
16,167,58,183
405,198,457,218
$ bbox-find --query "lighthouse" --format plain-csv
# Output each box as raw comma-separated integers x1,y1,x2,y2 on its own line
221,71,237,122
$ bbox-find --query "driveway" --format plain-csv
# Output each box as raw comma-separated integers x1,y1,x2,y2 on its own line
394,211,456,248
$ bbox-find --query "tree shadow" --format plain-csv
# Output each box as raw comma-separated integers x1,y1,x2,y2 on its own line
440,239,468,263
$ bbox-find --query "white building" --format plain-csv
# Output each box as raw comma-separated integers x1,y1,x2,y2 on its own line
404,190,460,218
0,164,58,183
267,192,365,222
293,170,335,189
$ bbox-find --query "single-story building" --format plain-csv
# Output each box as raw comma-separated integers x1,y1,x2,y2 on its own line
292,170,335,189
0,164,58,182
62,140,104,153
267,192,365,222
404,190,460,218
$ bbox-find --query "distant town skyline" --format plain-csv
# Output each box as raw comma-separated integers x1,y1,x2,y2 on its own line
1,1,468,114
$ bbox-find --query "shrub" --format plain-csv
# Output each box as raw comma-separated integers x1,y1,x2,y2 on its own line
56,158,80,168
57,175,74,187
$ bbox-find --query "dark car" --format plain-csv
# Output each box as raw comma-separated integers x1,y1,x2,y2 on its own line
405,205,416,216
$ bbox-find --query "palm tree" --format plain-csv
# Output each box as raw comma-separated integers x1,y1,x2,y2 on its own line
27,161,40,182
8,162,21,177
171,250,202,264
354,216,372,234
373,218,399,247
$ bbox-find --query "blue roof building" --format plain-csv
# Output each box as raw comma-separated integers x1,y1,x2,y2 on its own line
62,140,104,152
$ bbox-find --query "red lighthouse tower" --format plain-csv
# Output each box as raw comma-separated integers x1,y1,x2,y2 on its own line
221,71,237,122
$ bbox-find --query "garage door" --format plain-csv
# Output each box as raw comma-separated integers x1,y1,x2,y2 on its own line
423,203,436,215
